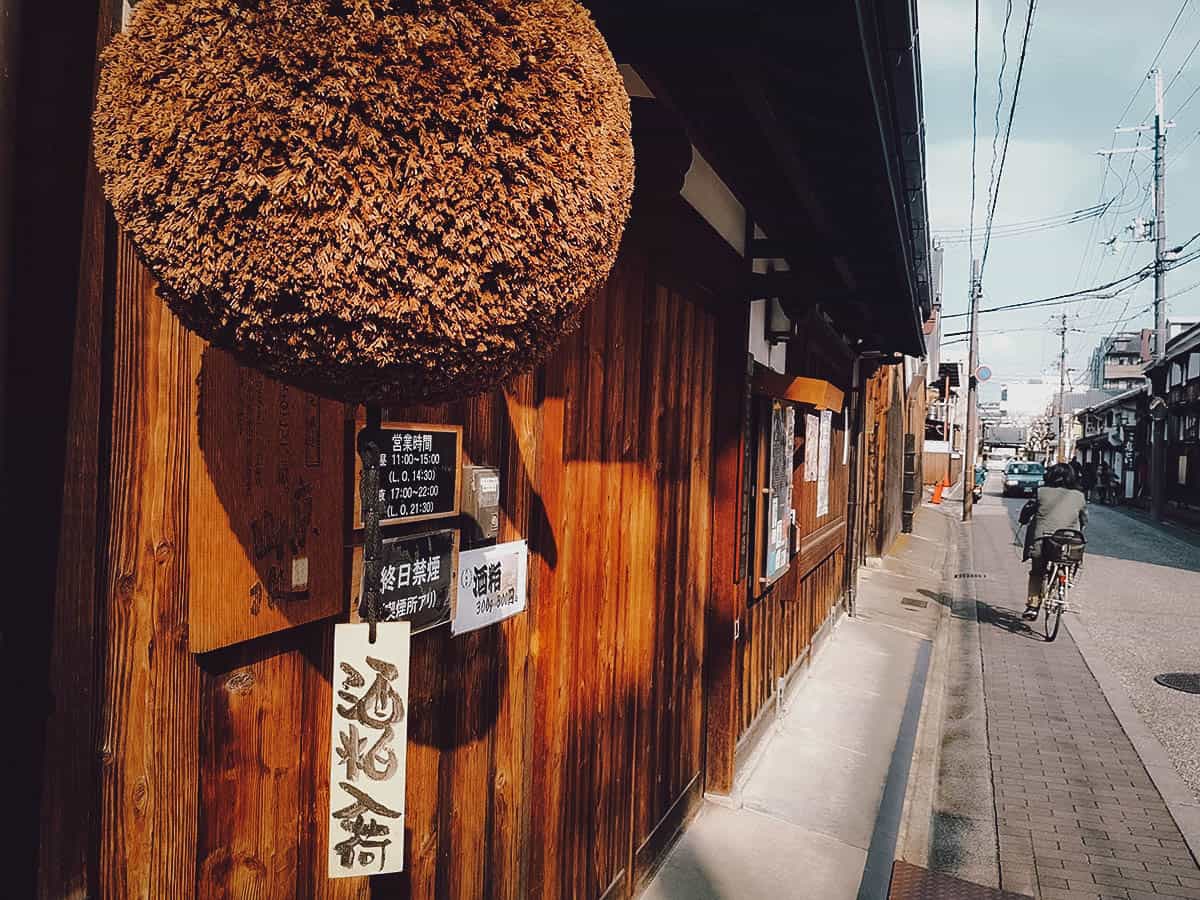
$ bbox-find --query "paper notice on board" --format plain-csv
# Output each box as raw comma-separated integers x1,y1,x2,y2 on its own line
804,413,820,481
817,410,832,518
328,622,410,878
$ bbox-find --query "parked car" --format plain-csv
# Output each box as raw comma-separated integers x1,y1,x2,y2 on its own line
986,450,1015,471
1002,461,1044,497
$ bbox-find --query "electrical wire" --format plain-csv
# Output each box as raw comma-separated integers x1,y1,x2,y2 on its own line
969,0,981,264
1116,0,1193,123
943,241,1200,324
984,0,1016,248
1173,78,1200,117
942,268,1150,319
980,0,1038,280
1166,33,1200,94
1072,1,1191,295
933,200,1115,244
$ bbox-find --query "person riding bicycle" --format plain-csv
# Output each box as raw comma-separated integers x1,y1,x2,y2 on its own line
1019,463,1087,621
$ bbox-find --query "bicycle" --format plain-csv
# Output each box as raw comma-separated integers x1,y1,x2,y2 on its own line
1038,528,1085,642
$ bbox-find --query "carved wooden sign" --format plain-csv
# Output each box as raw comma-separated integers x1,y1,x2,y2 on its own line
188,343,345,652
328,622,410,878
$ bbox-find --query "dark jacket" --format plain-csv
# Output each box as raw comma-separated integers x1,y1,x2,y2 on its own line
1021,486,1087,560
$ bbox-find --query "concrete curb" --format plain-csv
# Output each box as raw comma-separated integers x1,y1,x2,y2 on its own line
895,510,955,866
923,509,1002,891
1065,614,1200,868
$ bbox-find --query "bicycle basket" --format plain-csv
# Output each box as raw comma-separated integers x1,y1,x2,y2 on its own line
1044,530,1086,564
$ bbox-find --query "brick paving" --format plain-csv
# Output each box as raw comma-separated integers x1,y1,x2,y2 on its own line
977,598,1200,900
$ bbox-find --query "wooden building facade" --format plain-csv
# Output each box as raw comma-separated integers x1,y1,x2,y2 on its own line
5,2,934,898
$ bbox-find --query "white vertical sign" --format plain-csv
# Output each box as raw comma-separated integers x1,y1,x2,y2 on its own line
329,622,410,878
452,540,529,634
804,413,820,481
842,406,850,466
817,410,832,518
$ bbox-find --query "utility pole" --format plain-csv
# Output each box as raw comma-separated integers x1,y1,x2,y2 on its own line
1056,313,1069,464
1151,66,1169,522
1153,66,1168,359
963,258,981,521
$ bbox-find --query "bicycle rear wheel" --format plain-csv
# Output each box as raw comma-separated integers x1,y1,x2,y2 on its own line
1044,577,1064,642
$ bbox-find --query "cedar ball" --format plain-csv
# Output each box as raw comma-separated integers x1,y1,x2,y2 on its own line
93,0,634,403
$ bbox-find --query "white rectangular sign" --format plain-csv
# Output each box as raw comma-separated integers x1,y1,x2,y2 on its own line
817,410,832,518
842,407,850,466
804,413,820,482
329,622,410,878
452,540,529,635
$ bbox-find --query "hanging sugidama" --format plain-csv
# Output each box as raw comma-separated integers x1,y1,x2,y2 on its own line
93,0,634,403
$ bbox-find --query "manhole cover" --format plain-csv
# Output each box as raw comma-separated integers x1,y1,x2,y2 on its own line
901,598,929,609
954,573,987,579
1154,673,1200,694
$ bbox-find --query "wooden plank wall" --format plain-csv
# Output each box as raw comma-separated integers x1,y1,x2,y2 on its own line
736,412,850,739
81,222,717,899
862,365,907,559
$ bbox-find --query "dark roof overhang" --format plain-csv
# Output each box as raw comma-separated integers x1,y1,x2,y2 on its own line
588,0,933,357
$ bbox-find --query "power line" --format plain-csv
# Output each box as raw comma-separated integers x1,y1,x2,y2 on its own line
1116,0,1193,122
943,307,1154,338
1074,1,1191,293
1165,33,1200,94
980,0,1038,280
984,0,1015,246
943,271,1147,320
969,0,981,264
1173,77,1200,116
933,203,1113,244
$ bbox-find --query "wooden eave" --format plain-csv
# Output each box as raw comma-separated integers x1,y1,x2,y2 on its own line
587,1,932,357
752,370,845,411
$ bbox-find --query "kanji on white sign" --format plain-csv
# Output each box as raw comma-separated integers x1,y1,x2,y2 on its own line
328,622,410,878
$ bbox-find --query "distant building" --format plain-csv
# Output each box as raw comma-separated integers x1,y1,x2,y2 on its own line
1087,330,1151,391
1146,322,1200,509
1073,387,1146,500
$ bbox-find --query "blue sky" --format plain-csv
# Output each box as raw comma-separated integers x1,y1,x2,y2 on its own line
920,0,1200,411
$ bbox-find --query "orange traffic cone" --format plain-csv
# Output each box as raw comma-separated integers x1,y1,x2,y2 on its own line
932,476,946,505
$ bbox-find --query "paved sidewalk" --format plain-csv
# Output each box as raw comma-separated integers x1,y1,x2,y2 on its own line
641,508,950,900
956,488,1200,900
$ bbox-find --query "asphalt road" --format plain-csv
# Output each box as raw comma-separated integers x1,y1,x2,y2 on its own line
973,472,1200,805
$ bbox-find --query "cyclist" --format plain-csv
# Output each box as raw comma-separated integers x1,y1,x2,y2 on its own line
1019,463,1087,621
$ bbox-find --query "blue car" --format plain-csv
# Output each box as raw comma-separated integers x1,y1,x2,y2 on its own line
1002,461,1045,497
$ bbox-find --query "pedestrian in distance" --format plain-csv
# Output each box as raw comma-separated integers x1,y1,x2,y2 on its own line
1070,459,1085,495
1019,463,1088,621
1097,461,1112,505
1107,464,1120,505
1081,462,1096,500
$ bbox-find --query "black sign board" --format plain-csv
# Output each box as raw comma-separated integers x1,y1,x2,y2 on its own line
356,422,462,527
359,529,457,634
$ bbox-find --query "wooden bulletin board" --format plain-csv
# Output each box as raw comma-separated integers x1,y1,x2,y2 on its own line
751,397,794,602
187,343,347,653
